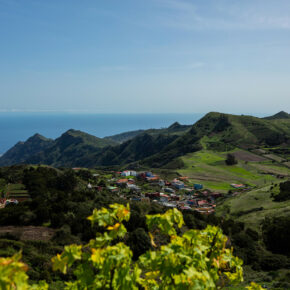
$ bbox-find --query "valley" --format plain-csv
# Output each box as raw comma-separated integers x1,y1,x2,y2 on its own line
0,111,289,288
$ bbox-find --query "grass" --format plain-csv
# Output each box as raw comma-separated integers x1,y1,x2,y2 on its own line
178,149,288,192
191,180,233,191
216,184,290,232
5,183,30,199
251,162,290,175
8,184,26,191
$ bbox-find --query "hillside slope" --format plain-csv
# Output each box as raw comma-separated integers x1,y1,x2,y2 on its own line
0,122,193,167
216,183,290,231
104,121,191,143
74,133,180,168
263,111,290,120
143,112,290,168
25,129,116,167
0,112,289,168
0,134,54,166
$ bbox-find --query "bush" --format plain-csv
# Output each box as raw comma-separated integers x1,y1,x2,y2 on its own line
260,254,288,271
0,204,250,289
262,216,290,257
225,153,238,165
126,228,151,260
273,181,290,202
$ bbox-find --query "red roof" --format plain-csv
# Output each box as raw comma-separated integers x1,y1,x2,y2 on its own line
117,179,128,183
197,200,207,206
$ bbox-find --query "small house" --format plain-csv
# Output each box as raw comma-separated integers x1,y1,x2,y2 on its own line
194,184,203,190
145,172,153,177
107,186,119,193
121,171,131,177
146,176,159,182
197,200,208,207
172,181,185,189
130,171,137,177
164,187,175,194
117,179,128,186
127,184,141,192
231,184,245,189
159,180,165,187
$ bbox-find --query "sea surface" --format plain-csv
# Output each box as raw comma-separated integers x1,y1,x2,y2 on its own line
0,112,204,155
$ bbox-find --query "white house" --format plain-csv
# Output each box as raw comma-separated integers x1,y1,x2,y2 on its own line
121,170,137,177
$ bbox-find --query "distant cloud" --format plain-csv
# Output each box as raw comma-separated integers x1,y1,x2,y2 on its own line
96,62,205,73
97,66,133,72
153,0,290,30
150,62,205,71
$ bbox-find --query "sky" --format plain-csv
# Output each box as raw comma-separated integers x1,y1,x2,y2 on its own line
0,0,290,114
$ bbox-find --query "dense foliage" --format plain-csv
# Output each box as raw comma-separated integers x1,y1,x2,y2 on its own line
0,166,289,287
262,215,290,257
0,112,289,168
273,181,290,202
1,204,266,289
225,154,238,165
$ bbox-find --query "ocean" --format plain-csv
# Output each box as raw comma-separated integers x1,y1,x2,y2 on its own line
0,112,204,155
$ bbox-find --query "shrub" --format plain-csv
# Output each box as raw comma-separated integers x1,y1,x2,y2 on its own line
225,153,238,165
0,204,265,289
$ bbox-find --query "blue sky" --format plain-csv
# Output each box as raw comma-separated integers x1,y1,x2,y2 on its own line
0,0,290,114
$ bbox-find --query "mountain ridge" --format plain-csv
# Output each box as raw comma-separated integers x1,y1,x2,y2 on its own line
264,111,290,120
0,111,289,168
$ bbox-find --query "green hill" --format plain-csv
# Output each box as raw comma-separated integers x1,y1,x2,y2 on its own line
0,134,54,166
143,112,290,168
78,133,179,168
0,122,192,167
104,129,145,143
176,149,289,192
104,121,191,144
216,183,290,232
264,111,290,120
25,129,117,167
0,112,289,168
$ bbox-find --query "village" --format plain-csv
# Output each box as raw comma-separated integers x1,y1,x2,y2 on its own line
86,169,251,215
0,167,251,212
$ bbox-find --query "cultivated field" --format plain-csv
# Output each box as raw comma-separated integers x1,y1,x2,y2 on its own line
178,149,289,192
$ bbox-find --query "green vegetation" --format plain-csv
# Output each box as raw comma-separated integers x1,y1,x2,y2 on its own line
104,121,191,144
1,111,289,169
272,181,290,201
263,111,290,120
0,133,54,167
226,153,238,166
217,184,290,230
1,204,267,289
0,165,289,287
178,150,282,192
0,111,289,288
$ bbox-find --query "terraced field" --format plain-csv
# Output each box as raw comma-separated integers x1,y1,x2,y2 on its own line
6,183,30,201
178,149,289,192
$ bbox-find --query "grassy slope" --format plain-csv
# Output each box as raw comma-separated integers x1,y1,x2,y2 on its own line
6,183,30,199
105,122,191,144
216,184,290,231
178,149,288,192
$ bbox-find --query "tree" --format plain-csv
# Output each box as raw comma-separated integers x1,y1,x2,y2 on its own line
273,181,290,202
225,153,238,165
51,204,248,289
1,204,264,289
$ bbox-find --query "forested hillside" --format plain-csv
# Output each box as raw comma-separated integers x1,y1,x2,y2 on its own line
0,165,289,288
0,112,289,169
